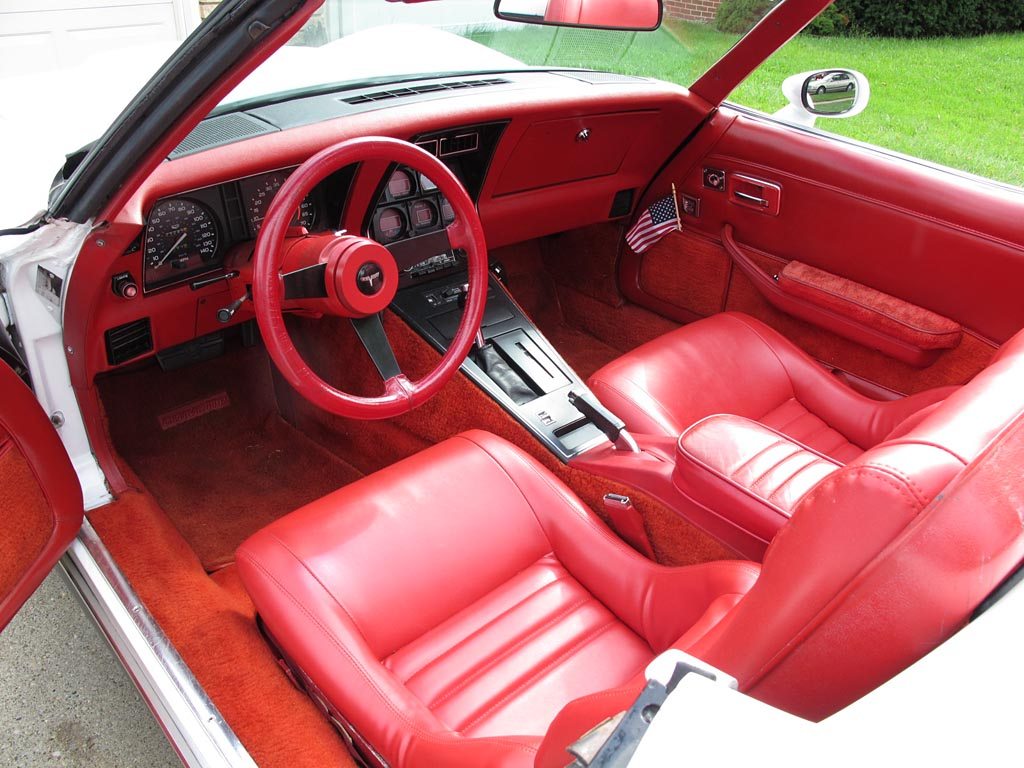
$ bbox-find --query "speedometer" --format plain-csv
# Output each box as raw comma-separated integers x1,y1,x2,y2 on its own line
246,172,317,235
144,198,219,275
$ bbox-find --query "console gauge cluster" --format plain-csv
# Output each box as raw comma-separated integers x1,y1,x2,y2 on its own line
370,167,456,246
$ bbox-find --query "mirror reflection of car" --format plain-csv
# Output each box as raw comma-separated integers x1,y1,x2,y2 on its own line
806,71,855,94
774,68,871,128
495,0,661,31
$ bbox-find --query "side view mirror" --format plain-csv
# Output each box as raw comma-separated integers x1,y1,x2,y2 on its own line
774,69,870,128
493,0,662,31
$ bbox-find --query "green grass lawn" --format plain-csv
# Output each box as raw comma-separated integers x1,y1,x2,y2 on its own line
462,22,1024,188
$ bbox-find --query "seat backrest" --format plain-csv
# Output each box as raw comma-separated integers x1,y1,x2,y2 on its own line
692,334,1024,720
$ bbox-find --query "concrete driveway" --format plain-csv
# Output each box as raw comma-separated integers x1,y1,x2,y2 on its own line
0,570,179,768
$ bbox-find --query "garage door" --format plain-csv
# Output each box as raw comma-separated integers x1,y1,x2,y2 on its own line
0,0,197,77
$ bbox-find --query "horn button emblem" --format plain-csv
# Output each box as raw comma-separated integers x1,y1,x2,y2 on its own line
356,262,384,296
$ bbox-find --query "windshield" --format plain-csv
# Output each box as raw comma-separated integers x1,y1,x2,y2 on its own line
219,0,753,110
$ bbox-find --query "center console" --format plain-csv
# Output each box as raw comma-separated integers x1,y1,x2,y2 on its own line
392,272,610,461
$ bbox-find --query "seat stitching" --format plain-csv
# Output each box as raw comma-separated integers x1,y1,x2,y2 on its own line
764,399,807,433
728,314,799,395
747,447,804,492
388,570,569,680
789,418,832,445
592,377,679,434
237,550,538,757
425,593,593,709
765,457,826,504
723,439,786,480
265,530,365,636
457,619,620,734
454,433,666,644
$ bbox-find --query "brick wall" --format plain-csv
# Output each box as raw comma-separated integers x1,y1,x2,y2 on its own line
664,0,723,22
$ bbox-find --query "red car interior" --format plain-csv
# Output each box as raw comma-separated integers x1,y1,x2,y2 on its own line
6,1,1022,764
236,430,759,768
0,362,84,632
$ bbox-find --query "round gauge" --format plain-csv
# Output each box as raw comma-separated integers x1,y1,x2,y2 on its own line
387,169,414,199
144,198,219,272
410,199,438,230
375,207,406,242
419,174,438,192
247,172,316,235
440,197,456,225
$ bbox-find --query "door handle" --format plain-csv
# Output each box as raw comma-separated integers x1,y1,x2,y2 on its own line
734,191,769,207
728,174,781,216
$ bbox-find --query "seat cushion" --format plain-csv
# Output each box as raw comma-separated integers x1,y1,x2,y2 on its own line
237,430,759,768
674,414,841,544
588,311,956,462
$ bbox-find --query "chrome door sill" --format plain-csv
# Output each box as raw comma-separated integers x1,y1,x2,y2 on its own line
60,517,257,768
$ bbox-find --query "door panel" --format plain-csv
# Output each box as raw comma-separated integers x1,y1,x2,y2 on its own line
622,107,1023,394
0,363,83,632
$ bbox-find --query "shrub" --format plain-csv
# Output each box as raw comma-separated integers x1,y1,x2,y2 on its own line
831,0,1024,38
714,0,780,34
804,5,851,36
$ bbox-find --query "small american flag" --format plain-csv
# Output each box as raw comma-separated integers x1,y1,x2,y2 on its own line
625,193,680,254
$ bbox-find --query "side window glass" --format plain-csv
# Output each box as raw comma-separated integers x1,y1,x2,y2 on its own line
720,1,1024,188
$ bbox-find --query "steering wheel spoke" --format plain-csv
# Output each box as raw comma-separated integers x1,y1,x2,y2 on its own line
282,263,328,300
351,313,402,381
385,228,453,272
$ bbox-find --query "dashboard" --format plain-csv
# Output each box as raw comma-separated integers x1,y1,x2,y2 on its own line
70,71,700,383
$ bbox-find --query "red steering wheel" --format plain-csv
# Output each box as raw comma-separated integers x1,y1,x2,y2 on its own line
252,137,488,420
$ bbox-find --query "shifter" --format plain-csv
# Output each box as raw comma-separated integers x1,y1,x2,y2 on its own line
568,390,639,452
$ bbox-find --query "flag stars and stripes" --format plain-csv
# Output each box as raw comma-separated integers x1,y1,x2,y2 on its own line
625,193,680,254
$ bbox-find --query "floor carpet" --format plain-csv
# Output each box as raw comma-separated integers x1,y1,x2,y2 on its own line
98,341,362,570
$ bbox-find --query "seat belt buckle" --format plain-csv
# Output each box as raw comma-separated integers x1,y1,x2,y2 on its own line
567,651,737,767
603,493,656,560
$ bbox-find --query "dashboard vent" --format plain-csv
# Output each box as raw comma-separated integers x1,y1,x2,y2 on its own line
170,113,275,159
105,318,153,366
341,78,510,106
439,132,479,157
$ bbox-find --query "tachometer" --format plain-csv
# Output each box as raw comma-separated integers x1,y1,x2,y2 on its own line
246,171,316,235
144,198,219,275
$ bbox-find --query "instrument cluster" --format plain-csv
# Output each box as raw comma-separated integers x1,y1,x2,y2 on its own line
141,167,343,292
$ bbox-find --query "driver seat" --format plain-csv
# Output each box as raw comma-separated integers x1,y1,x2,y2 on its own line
237,430,759,768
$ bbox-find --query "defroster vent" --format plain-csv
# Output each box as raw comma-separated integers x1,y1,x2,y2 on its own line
341,78,509,105
105,318,153,365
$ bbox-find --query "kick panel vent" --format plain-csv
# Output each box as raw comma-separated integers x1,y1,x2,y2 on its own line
170,113,275,159
341,78,510,105
105,318,153,365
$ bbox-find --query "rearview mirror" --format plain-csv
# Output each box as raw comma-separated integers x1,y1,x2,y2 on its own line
493,0,662,31
774,69,870,128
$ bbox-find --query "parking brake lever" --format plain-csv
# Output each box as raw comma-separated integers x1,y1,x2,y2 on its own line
568,390,639,453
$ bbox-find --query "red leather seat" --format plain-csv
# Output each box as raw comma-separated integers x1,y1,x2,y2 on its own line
589,311,957,462
539,317,1024,745
237,430,758,768
690,327,1024,719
